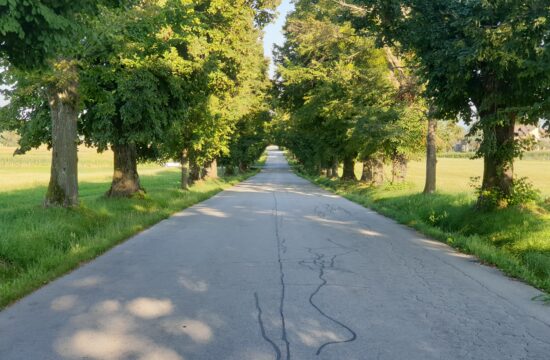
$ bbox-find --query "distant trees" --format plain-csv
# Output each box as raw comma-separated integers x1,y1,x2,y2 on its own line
275,0,425,182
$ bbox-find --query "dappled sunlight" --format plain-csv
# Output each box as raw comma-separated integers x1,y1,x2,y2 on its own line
93,300,122,314
194,206,229,218
178,272,208,292
53,296,200,359
304,214,355,226
126,298,174,319
358,228,383,237
71,275,104,288
288,318,345,348
418,238,453,251
51,295,79,312
161,318,213,344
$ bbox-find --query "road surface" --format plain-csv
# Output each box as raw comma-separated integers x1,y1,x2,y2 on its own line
1,147,549,360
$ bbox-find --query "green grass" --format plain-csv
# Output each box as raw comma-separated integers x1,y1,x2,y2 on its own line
439,150,550,161
0,147,258,308
294,157,550,296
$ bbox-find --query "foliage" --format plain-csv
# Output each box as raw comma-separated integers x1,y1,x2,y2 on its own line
347,0,550,200
275,0,423,174
436,121,465,153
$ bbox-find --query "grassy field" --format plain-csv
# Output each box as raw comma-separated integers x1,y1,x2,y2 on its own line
0,146,166,192
301,156,550,297
0,146,257,308
382,157,550,197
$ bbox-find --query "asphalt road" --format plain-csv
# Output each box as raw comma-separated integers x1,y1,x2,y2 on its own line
1,147,549,360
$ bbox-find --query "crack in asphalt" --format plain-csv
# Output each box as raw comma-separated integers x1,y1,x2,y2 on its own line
273,192,291,360
302,246,358,355
255,292,282,360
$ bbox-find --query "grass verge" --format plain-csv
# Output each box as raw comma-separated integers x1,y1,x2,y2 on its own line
0,169,257,309
299,173,550,297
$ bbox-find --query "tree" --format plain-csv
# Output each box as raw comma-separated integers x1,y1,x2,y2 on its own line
0,1,94,69
160,0,278,189
275,0,399,181
348,0,550,205
1,0,120,206
79,2,186,197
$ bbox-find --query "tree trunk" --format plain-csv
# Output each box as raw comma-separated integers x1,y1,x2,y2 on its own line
106,143,142,197
44,61,79,208
239,161,248,173
190,161,200,183
391,153,408,183
180,149,190,190
330,157,339,178
202,159,218,180
361,157,385,185
361,160,372,183
479,118,515,204
423,118,437,194
341,156,356,181
224,165,235,176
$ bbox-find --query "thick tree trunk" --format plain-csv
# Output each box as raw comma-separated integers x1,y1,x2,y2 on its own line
341,156,356,181
106,144,142,197
202,159,218,180
330,158,339,178
44,62,79,207
180,149,190,190
479,118,515,203
190,162,200,183
361,157,384,185
391,153,408,183
423,118,437,194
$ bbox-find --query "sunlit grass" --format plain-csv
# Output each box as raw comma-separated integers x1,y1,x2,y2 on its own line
304,156,550,295
0,146,257,308
351,157,550,197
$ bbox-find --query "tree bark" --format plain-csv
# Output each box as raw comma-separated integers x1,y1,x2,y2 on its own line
180,149,190,190
239,161,248,173
479,118,515,203
423,118,437,194
190,161,200,183
361,157,384,185
330,157,339,178
391,152,408,183
341,156,356,181
202,159,218,180
106,143,143,197
44,61,79,208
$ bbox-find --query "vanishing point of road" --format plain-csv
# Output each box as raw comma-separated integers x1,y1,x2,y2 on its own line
1,147,549,360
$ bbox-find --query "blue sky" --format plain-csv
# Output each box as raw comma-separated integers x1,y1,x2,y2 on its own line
263,0,294,78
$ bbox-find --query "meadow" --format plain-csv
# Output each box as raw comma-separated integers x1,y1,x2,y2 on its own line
0,146,257,308
304,155,550,296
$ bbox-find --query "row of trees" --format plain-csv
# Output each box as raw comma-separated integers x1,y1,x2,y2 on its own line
273,0,426,186
275,0,549,207
0,0,277,206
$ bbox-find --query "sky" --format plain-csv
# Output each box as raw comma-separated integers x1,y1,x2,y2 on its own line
263,0,295,78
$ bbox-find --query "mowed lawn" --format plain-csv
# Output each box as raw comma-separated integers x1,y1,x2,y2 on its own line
0,146,166,191
0,146,255,308
349,156,550,197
